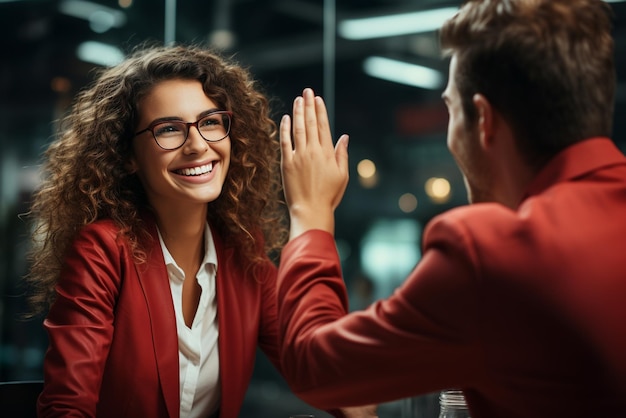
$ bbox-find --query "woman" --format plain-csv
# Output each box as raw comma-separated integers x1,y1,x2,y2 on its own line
25,44,372,418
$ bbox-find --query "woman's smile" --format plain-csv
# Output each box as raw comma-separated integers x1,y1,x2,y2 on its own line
174,162,214,176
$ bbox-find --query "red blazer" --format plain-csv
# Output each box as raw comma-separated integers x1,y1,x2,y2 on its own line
277,138,626,418
38,215,282,418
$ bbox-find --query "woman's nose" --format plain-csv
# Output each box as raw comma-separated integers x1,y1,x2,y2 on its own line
183,126,209,153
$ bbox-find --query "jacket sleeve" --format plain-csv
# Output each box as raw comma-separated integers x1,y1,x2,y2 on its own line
256,257,347,418
277,226,484,409
38,223,124,418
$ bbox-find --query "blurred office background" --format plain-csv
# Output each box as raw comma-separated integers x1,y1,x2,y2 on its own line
1,0,625,416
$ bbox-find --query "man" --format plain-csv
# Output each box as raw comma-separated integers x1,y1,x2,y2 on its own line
277,0,626,417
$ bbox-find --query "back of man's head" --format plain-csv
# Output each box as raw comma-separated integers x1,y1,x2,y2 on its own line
440,0,615,168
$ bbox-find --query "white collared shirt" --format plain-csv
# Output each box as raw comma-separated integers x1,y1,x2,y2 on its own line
157,223,220,418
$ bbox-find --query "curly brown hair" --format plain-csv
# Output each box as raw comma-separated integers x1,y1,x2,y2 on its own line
25,43,288,316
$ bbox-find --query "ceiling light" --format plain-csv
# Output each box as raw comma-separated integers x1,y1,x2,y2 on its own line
357,159,378,188
76,41,124,67
425,177,451,203
398,193,418,213
338,7,458,40
357,159,377,179
59,0,127,33
363,56,444,90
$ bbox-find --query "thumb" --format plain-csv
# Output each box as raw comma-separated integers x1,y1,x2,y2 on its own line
335,134,350,174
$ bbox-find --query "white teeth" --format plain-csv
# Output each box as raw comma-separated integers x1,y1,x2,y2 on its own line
178,162,213,176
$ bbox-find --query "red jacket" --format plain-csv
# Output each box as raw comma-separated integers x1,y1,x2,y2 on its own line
277,138,626,418
38,216,281,418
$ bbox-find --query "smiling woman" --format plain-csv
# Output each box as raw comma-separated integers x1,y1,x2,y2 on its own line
21,44,295,418
129,79,233,222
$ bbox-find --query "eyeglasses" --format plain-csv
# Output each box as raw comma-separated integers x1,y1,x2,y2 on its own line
134,110,232,150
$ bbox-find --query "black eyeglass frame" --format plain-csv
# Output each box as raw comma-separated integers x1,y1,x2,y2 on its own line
134,110,233,150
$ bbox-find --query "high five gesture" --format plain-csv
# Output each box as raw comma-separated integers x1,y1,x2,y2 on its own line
280,88,350,239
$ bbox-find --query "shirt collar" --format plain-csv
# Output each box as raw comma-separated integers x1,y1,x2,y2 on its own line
201,222,218,269
519,137,626,205
157,223,218,282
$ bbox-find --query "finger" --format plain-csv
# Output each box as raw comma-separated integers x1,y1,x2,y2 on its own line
303,88,319,148
279,114,293,165
314,95,333,149
292,95,306,152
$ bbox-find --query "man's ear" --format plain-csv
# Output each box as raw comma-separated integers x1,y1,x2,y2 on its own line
473,93,494,150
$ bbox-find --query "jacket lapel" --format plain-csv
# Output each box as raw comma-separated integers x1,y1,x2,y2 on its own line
212,229,243,418
136,219,180,418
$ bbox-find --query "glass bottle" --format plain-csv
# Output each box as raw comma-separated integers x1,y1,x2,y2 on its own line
438,389,471,418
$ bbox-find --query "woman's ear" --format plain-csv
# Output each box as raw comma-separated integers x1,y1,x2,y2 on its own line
472,93,494,150
125,158,138,174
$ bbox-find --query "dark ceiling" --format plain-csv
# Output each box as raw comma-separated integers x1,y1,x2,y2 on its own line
1,0,626,247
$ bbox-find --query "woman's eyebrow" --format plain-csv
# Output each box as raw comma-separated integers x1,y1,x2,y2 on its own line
147,108,222,125
197,108,222,119
148,116,183,124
